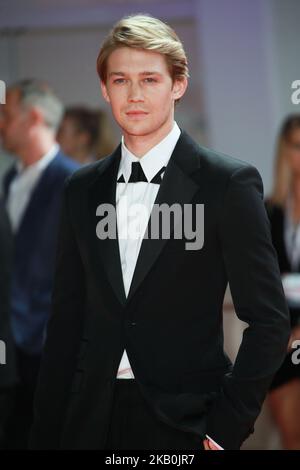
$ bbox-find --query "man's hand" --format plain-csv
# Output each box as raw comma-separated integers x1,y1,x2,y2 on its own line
203,438,221,450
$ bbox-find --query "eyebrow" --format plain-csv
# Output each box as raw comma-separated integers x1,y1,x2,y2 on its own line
108,71,162,77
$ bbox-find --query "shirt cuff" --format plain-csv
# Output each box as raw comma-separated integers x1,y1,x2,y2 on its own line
205,434,224,450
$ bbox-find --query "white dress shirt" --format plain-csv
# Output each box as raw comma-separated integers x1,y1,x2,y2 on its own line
116,121,181,378
6,143,59,232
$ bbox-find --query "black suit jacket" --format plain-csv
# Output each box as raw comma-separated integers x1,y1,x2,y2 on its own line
30,130,290,449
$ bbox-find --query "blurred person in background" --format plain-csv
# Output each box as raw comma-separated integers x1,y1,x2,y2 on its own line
57,106,115,164
0,200,17,448
265,114,300,449
0,151,13,191
0,79,79,449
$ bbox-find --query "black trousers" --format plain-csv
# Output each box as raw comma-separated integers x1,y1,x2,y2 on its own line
3,348,41,450
104,378,204,450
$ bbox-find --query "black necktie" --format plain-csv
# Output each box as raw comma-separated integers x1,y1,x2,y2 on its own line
128,161,147,182
117,162,166,184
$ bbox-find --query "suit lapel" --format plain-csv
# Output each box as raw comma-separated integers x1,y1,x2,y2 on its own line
88,145,127,307
2,165,18,201
15,155,60,241
126,130,201,302
5,155,60,247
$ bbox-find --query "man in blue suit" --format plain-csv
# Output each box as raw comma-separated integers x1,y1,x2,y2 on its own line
0,79,79,448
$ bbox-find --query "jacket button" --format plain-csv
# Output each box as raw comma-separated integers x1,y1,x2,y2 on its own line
131,321,137,326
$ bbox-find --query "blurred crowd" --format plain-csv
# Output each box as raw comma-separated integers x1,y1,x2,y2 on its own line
0,79,115,449
0,78,300,449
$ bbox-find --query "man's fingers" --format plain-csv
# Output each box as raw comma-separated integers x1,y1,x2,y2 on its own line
203,438,220,450
203,439,210,450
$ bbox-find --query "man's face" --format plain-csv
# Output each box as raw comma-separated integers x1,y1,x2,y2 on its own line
57,117,83,156
0,89,29,154
100,47,187,139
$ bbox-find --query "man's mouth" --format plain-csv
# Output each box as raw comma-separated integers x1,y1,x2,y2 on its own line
126,110,148,115
126,110,149,119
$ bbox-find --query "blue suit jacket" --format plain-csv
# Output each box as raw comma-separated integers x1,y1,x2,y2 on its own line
3,150,79,355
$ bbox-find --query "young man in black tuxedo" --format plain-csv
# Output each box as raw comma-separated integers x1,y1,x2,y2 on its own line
30,14,290,450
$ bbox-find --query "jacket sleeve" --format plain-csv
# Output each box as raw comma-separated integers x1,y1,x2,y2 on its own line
29,176,86,449
205,165,291,449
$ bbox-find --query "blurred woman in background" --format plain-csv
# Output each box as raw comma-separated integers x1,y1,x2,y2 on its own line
57,106,116,164
266,114,300,449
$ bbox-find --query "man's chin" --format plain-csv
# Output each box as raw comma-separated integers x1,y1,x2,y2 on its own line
121,122,157,137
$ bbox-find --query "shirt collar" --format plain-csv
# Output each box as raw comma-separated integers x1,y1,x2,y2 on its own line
118,121,181,183
16,142,59,174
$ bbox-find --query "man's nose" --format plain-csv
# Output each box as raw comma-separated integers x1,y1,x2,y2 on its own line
128,82,144,102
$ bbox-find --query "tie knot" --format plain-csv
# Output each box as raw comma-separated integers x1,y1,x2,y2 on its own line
129,161,147,183
117,163,166,184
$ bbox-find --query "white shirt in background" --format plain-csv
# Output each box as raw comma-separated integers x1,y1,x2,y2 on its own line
6,143,59,233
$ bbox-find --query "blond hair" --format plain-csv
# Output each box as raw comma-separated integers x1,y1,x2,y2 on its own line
97,14,189,96
269,115,300,207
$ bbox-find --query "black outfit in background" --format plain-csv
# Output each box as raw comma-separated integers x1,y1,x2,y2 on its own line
30,130,290,450
0,200,17,448
265,200,300,391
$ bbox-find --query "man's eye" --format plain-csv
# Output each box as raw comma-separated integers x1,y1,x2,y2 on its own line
113,79,125,84
144,78,157,83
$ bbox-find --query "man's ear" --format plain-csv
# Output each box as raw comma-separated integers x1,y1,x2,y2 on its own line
100,80,110,104
172,77,188,102
29,106,44,127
